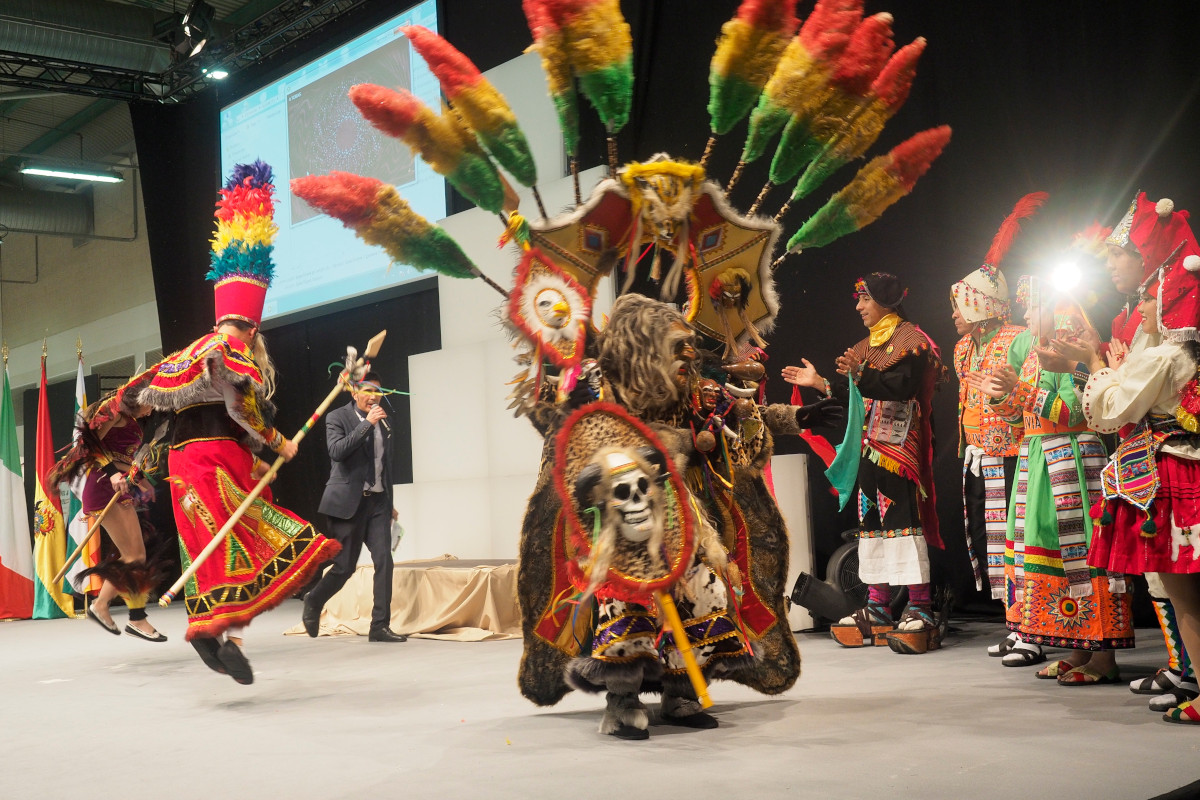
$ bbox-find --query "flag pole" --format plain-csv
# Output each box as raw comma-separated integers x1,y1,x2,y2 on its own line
159,330,387,608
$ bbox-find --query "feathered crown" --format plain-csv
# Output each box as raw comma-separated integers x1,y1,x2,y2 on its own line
208,160,277,327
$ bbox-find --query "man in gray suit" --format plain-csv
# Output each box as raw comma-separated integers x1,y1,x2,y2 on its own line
302,372,406,642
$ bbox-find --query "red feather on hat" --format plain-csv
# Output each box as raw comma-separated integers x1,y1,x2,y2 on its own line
983,191,1049,267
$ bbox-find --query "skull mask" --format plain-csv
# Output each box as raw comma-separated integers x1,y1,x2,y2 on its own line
605,452,654,542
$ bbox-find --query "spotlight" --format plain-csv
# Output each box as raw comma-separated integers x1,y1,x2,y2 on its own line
179,0,216,57
209,69,229,80
1051,261,1082,292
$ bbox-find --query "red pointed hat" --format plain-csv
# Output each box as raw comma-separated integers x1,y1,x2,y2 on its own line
1143,196,1200,342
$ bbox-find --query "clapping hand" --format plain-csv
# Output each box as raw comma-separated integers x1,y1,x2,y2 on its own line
835,348,861,377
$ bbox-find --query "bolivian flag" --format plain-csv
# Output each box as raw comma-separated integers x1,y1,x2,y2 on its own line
32,354,72,619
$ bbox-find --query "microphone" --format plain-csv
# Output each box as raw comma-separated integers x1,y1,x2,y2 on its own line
380,394,398,434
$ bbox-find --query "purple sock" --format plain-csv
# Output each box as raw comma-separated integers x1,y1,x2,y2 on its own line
908,583,931,607
868,584,892,606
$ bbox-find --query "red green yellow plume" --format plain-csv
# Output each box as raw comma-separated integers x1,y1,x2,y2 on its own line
786,125,951,252
769,12,894,186
789,36,925,200
401,25,538,188
984,192,1049,267
524,0,633,146
523,0,580,156
741,0,863,165
707,0,799,137
291,171,481,280
348,83,506,214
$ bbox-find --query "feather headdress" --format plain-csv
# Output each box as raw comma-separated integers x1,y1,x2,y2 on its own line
707,0,799,137
769,12,894,187
348,83,506,213
741,0,862,165
402,25,538,188
291,171,481,280
790,36,925,200
786,125,951,253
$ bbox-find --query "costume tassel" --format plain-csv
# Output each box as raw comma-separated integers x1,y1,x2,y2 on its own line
1142,516,1158,536
737,305,768,348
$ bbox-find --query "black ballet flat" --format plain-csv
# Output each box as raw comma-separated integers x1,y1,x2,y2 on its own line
190,638,227,675
124,624,167,643
86,606,120,636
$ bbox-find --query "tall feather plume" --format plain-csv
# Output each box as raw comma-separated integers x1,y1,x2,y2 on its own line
522,0,580,156
789,36,925,200
402,25,538,187
983,192,1050,266
348,83,506,213
291,172,482,280
786,125,951,253
769,12,894,186
741,0,862,165
551,0,634,133
707,0,799,136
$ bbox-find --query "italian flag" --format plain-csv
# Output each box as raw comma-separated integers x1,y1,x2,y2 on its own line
0,363,34,619
32,355,73,619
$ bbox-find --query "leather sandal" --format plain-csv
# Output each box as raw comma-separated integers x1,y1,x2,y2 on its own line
1163,700,1200,724
988,632,1019,658
1130,668,1184,695
1057,664,1120,686
1001,643,1045,667
1036,660,1076,679
1149,683,1200,713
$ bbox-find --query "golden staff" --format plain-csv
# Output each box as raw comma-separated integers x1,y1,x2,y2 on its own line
654,590,713,709
159,330,387,608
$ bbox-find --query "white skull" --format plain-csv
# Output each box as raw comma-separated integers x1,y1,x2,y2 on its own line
606,452,654,542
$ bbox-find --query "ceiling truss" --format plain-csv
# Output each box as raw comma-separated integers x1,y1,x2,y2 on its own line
0,0,370,104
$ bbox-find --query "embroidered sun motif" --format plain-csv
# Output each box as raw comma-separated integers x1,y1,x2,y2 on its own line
1045,586,1094,631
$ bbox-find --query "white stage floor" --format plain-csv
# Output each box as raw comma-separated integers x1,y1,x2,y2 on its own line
1,602,1192,799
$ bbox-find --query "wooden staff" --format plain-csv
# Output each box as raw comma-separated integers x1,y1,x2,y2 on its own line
699,133,717,171
159,330,387,608
654,589,713,709
52,491,119,586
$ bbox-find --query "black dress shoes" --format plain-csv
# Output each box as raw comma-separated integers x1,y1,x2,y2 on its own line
301,597,321,638
368,627,407,643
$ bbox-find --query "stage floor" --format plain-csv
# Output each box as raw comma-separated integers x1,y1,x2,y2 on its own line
1,603,1192,799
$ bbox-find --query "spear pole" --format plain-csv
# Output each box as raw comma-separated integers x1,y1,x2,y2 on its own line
159,330,387,608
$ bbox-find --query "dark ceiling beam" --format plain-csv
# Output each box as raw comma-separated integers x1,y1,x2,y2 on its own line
224,0,284,28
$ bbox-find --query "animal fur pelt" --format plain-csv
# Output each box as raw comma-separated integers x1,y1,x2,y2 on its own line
565,655,661,695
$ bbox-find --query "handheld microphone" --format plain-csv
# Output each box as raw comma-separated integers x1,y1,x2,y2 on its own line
380,394,398,434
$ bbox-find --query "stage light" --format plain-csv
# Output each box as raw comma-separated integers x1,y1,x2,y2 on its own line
209,69,229,80
180,0,216,58
1051,261,1082,292
20,165,124,183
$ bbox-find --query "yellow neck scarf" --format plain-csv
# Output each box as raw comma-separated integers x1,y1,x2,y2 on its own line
868,313,901,347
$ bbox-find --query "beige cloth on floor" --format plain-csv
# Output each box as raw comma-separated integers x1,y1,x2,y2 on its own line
283,559,520,641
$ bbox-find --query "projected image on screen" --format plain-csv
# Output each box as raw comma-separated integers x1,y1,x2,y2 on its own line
219,0,444,326
287,39,414,224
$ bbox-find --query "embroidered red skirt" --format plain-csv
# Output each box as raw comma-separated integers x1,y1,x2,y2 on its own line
167,439,340,640
1089,453,1200,575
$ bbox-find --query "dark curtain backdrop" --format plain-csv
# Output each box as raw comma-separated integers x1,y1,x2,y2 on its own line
128,0,1200,602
